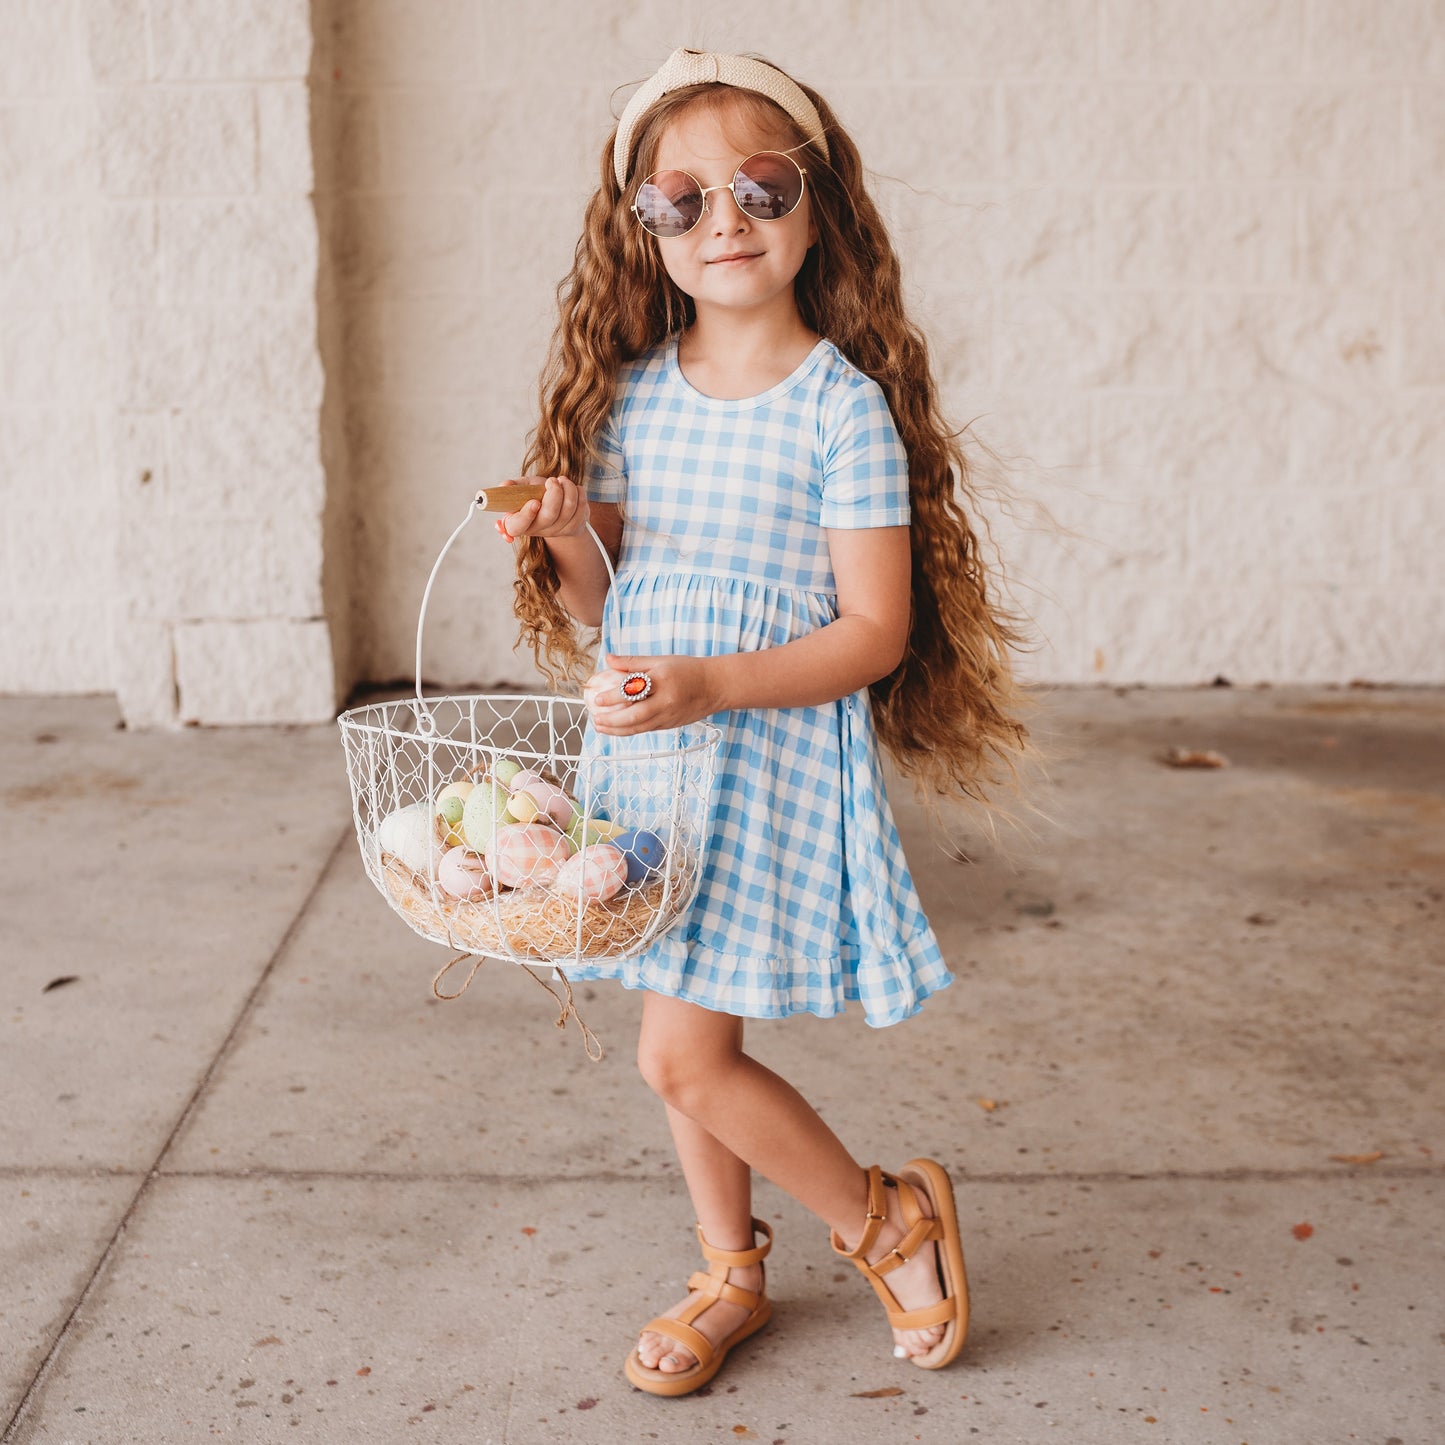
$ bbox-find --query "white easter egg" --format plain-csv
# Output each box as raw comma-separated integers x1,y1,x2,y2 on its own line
376,803,442,879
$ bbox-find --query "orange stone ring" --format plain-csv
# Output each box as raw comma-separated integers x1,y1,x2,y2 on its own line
619,671,653,704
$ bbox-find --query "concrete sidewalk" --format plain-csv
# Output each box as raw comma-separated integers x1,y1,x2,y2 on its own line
1,686,1441,1445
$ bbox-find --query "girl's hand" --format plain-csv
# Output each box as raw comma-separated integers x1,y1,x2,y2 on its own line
495,475,589,543
584,653,721,734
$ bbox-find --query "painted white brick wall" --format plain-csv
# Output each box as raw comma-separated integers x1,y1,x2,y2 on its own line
0,0,338,724
329,0,1444,690
2,1,1442,717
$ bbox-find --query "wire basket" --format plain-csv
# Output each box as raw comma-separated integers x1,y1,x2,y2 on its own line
337,488,721,1058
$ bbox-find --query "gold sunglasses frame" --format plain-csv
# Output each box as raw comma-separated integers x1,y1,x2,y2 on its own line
630,148,809,239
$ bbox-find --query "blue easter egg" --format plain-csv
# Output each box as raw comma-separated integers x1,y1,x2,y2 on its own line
612,828,665,884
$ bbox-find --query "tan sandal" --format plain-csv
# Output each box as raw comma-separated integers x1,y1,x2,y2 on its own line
831,1158,969,1369
624,1216,773,1397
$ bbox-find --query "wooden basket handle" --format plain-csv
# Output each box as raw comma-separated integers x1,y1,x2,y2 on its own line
476,482,548,512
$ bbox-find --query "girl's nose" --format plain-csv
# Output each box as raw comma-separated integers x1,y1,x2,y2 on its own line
706,187,750,234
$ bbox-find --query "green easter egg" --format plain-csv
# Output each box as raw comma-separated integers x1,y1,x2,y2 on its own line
493,758,524,787
439,794,465,829
461,780,510,851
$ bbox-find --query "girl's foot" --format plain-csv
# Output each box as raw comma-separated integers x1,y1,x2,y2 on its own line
853,1172,947,1359
635,1261,763,1373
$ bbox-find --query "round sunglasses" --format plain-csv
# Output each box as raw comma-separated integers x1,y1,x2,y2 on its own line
631,150,808,239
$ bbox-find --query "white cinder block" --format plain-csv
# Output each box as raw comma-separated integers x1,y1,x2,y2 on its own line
1281,588,1445,683
1188,489,1387,585
1102,0,1302,76
1094,391,1292,492
0,305,106,406
0,598,116,692
81,0,150,86
840,85,997,189
0,406,101,511
1001,83,1199,186
1406,86,1445,183
1090,586,1286,684
996,290,1196,389
331,0,480,87
149,0,312,81
161,196,316,305
1304,190,1441,288
0,101,96,194
1098,188,1297,287
1388,487,1445,586
0,203,93,305
110,302,323,410
112,618,177,727
1206,84,1404,184
98,88,256,195
895,0,1097,78
332,191,474,297
258,83,312,193
1292,391,1445,489
91,199,160,306
168,408,324,515
1199,291,1393,390
1400,289,1445,386
175,618,336,723
1306,0,1445,77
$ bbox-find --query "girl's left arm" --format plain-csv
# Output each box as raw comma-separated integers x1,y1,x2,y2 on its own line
587,526,911,733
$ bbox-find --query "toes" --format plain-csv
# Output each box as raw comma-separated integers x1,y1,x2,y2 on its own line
637,1332,695,1373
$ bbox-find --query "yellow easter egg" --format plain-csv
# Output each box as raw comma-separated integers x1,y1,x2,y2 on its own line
506,790,540,824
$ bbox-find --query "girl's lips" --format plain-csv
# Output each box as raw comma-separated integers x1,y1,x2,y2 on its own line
708,252,761,264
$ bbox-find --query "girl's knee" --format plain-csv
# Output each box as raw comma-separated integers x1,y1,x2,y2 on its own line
636,1028,739,1112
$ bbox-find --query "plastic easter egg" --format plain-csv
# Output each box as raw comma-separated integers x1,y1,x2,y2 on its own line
509,769,578,829
377,803,442,879
437,847,493,902
566,814,626,852
505,789,541,824
435,780,475,846
485,822,574,890
612,828,666,884
493,757,523,788
552,843,628,904
461,780,510,852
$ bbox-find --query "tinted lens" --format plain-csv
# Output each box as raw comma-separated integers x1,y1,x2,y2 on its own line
634,170,705,237
733,152,803,221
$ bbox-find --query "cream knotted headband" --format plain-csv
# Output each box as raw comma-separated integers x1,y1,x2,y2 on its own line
613,47,829,190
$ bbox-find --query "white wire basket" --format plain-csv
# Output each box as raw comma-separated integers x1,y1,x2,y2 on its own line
337,487,721,1058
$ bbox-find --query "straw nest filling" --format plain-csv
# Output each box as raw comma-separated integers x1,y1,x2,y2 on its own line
379,851,698,961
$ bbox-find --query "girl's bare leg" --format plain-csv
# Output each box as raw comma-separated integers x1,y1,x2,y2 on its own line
633,993,947,1370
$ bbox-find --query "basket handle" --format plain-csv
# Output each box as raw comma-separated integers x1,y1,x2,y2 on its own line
413,486,620,733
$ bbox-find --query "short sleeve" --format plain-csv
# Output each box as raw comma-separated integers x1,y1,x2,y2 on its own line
819,376,911,529
585,406,627,504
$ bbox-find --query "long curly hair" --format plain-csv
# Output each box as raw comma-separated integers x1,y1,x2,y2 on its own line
515,66,1031,809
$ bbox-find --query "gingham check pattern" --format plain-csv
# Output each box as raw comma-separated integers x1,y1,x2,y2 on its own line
573,337,952,1027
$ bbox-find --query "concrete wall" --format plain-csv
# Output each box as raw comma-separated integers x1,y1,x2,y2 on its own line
2,2,1442,723
1,0,338,723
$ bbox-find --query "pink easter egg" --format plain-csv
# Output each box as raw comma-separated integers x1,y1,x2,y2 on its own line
552,843,628,904
509,769,577,829
438,847,493,902
485,822,574,890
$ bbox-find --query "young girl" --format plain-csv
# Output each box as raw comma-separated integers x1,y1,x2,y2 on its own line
495,47,1028,1396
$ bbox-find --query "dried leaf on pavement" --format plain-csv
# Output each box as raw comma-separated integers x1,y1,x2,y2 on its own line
1163,747,1229,768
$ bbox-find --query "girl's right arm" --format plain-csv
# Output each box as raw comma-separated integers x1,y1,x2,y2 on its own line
497,475,622,628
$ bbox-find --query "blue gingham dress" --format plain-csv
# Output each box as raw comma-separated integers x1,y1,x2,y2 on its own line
568,335,952,1027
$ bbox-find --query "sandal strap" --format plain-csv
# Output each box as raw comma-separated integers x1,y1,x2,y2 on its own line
885,1295,958,1332
637,1315,714,1368
696,1216,772,1268
685,1268,763,1313
833,1170,951,1322
829,1165,890,1261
